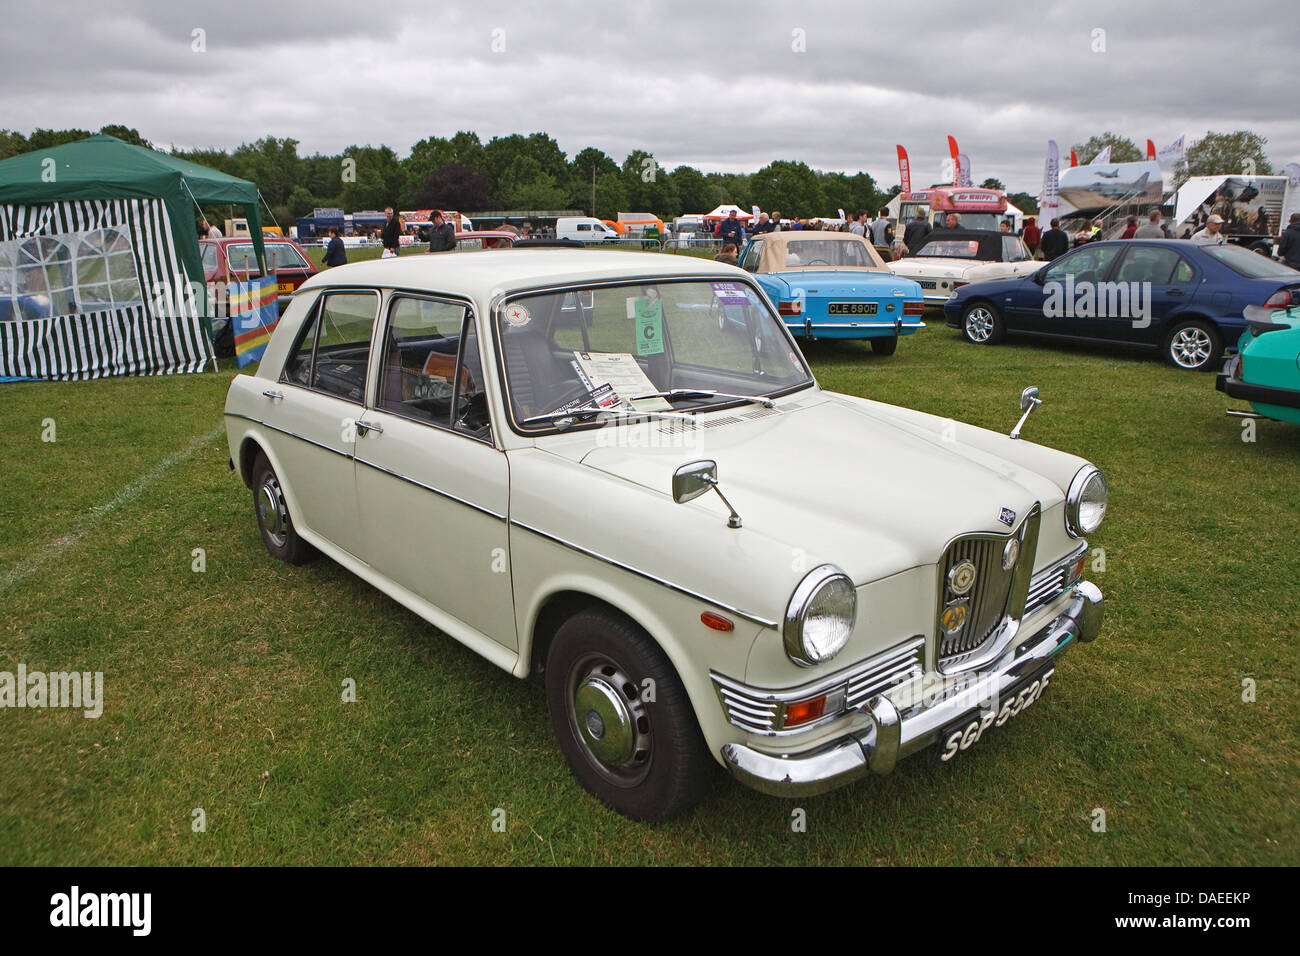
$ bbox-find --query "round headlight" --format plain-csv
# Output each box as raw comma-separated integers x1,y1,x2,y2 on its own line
783,565,856,667
1066,465,1108,537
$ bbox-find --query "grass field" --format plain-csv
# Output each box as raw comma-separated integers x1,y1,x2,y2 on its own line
1,301,1297,866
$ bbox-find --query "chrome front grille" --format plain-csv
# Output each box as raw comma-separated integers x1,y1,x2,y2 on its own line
1025,545,1087,616
711,636,924,736
936,506,1041,674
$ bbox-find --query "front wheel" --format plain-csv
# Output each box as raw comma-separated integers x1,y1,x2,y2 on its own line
870,335,898,356
1164,319,1222,372
545,609,714,821
962,302,1004,345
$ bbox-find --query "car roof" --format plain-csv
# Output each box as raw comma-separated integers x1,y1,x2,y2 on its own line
296,249,745,298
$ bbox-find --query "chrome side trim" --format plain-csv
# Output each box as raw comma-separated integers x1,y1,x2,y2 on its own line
224,412,354,461
353,456,506,521
783,320,926,329
1025,542,1088,616
509,520,777,628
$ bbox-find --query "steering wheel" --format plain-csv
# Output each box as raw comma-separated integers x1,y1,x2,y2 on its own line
546,383,595,414
805,258,830,266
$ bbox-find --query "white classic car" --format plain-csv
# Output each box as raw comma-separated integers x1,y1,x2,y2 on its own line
890,229,1040,305
223,249,1107,820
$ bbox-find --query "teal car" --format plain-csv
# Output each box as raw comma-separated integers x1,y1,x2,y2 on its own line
738,230,925,356
1216,296,1300,425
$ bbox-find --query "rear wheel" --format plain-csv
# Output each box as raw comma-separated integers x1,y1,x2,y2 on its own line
545,608,714,821
1164,319,1222,372
962,302,1004,345
870,335,898,356
251,452,316,564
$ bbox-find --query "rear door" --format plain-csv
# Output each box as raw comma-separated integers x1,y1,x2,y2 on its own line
269,289,379,558
1108,244,1199,343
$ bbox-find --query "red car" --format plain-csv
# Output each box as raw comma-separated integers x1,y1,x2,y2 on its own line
199,237,319,314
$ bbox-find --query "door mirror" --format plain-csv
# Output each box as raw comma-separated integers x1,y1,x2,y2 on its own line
672,460,717,503
1020,385,1041,412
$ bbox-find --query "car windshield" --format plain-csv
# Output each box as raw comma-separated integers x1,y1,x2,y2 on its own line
1203,243,1300,279
495,279,813,430
226,243,310,271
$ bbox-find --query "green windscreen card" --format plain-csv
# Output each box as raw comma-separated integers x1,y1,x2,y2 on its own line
635,298,664,355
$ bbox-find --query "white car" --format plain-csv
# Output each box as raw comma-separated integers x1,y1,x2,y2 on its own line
223,249,1107,820
891,229,1040,305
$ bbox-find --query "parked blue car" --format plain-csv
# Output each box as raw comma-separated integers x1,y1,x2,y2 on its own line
943,239,1300,371
738,231,925,355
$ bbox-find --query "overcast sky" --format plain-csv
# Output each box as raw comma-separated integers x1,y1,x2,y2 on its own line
3,0,1296,195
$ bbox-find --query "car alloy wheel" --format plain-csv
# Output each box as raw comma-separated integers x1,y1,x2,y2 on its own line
1168,325,1214,370
566,653,653,787
964,306,997,344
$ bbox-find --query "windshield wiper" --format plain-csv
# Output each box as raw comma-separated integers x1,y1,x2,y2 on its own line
630,389,775,409
521,404,695,430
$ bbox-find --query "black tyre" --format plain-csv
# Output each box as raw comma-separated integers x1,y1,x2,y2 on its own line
870,335,898,356
1164,319,1222,372
251,452,316,565
961,301,1004,345
545,608,714,821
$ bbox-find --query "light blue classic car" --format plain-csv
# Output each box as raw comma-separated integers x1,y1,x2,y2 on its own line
737,230,925,355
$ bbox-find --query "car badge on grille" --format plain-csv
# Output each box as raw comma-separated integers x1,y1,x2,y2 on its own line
998,507,1016,527
941,599,970,636
947,560,977,596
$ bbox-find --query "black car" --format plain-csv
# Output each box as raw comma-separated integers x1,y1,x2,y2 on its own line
943,240,1300,371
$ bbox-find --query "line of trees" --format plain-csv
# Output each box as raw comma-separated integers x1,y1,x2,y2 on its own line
0,125,892,227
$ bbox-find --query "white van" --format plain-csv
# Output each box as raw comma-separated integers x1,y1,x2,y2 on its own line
555,216,618,242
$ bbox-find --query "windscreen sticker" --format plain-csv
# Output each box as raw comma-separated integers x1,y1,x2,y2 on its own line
711,281,751,304
634,297,665,356
503,303,531,327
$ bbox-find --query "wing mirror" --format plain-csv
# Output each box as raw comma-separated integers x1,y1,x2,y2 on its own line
1010,386,1042,440
673,460,743,529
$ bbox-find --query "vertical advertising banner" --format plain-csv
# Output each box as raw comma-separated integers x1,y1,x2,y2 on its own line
1041,140,1060,227
896,145,911,196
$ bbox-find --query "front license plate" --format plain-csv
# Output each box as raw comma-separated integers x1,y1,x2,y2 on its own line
277,282,294,294
827,302,877,316
936,665,1055,763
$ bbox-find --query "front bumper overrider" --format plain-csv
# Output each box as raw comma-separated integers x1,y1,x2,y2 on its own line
720,581,1104,797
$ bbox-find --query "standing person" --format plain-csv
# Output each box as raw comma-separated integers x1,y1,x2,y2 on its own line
381,206,401,257
322,228,347,267
1133,207,1165,239
716,209,745,248
1277,213,1300,269
1191,214,1228,245
1022,216,1041,255
769,210,782,232
1039,218,1070,261
903,209,931,252
751,212,776,235
426,210,456,252
869,207,893,247
203,219,222,238
1119,216,1139,239
848,210,867,237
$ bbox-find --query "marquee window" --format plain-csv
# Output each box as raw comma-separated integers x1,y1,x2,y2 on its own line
0,226,143,322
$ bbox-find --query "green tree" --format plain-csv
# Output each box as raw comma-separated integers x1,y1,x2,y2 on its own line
496,155,569,210
750,160,826,218
1178,130,1274,186
669,165,713,215
591,171,629,220
287,186,316,219
980,177,1006,191
1070,133,1142,164
25,128,93,150
0,130,27,160
569,147,620,211
98,124,151,148
402,136,454,205
620,150,679,216
1008,192,1039,216
229,137,301,207
412,162,496,211
338,144,403,211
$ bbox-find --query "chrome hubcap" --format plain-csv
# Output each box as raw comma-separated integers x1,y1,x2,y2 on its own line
1170,328,1212,368
258,478,288,547
965,308,993,342
569,655,651,783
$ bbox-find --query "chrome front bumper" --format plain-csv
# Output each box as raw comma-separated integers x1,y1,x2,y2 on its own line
720,581,1104,797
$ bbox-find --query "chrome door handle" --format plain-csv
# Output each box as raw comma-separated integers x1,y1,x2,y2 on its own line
355,419,383,436
262,389,284,400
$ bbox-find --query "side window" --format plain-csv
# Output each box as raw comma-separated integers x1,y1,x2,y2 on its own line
741,240,763,272
577,223,591,232
1116,246,1183,285
281,291,377,403
1042,245,1123,285
1172,257,1195,284
378,296,490,439
200,243,217,272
